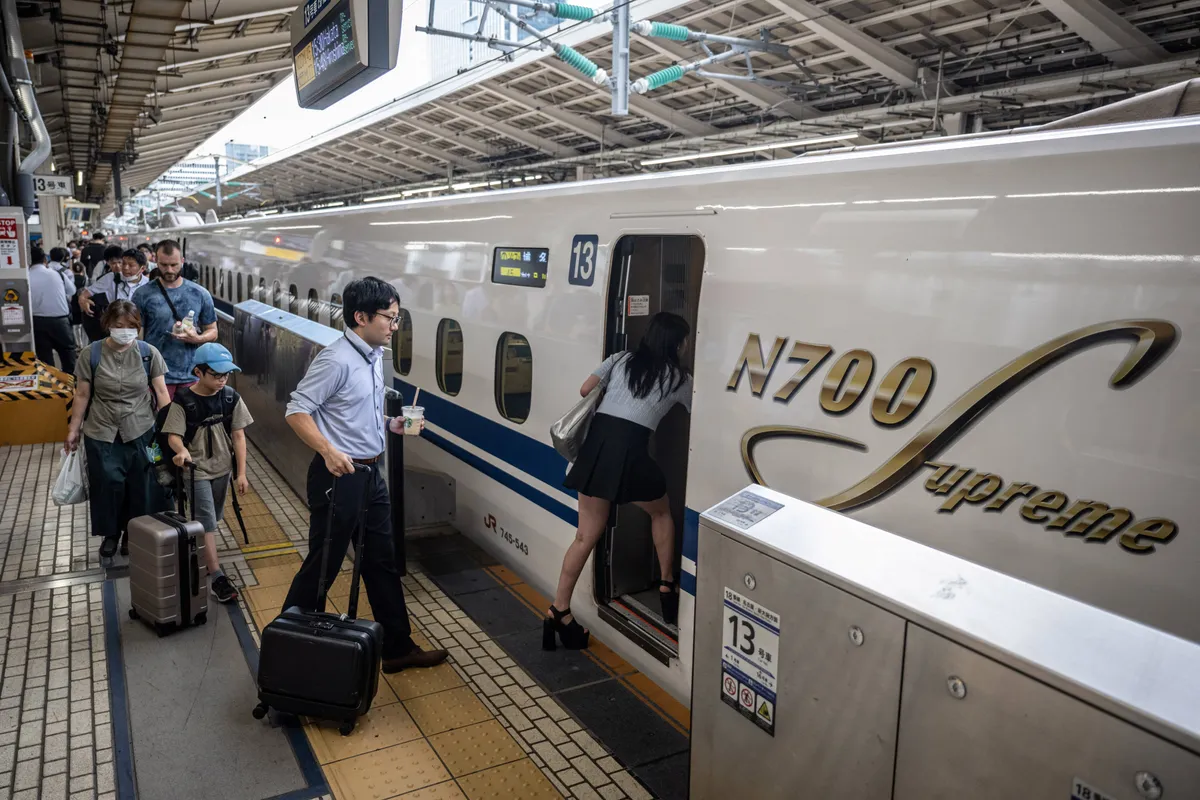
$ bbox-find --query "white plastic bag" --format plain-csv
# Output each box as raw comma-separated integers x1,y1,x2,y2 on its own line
51,448,88,506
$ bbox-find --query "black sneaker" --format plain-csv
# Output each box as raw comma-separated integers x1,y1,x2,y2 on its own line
211,575,238,604
99,537,119,559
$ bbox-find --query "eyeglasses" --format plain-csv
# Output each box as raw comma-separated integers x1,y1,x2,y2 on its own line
373,311,402,328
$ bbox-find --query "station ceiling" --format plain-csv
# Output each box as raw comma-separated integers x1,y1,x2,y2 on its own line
20,0,295,207
21,0,1200,215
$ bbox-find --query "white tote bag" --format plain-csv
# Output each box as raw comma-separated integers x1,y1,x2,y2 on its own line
51,448,88,506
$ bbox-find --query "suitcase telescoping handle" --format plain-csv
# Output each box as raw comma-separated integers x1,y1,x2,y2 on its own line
315,464,371,618
176,460,196,518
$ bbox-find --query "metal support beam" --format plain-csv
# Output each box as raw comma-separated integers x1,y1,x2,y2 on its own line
486,83,642,148
322,146,418,182
1037,0,1167,67
434,102,581,158
391,115,493,158
341,136,437,180
542,61,719,137
366,128,482,172
635,35,816,119
612,0,631,115
764,0,919,87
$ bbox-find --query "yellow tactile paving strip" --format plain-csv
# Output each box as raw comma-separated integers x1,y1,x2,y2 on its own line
221,441,660,800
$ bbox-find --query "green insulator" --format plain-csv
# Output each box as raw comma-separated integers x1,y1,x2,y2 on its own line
645,65,685,90
555,44,599,78
649,21,689,41
552,3,594,20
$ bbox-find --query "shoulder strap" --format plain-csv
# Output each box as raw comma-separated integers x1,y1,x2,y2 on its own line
155,279,182,322
176,387,202,446
220,387,238,439
89,341,102,373
136,340,152,381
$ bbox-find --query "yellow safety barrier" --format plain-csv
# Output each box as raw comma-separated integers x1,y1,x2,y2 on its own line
0,360,75,446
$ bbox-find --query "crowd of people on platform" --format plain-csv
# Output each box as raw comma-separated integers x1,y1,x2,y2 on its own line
31,236,450,670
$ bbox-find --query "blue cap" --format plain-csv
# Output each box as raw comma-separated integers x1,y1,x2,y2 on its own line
193,342,240,373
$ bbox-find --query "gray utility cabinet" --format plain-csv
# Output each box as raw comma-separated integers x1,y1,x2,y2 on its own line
690,486,1200,800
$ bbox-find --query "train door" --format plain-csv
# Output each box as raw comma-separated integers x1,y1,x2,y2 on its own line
595,234,704,662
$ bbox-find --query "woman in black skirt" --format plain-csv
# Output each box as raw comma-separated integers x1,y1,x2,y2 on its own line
546,312,693,650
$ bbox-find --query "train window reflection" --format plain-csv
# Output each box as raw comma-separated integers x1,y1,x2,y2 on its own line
289,284,299,315
307,289,319,322
436,319,463,396
331,293,344,331
217,269,227,300
495,332,531,423
236,273,244,303
391,309,413,376
255,278,266,302
273,281,282,309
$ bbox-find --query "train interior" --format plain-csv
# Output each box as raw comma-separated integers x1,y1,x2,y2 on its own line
597,235,705,662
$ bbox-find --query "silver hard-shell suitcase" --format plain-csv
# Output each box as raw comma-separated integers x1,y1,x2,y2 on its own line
127,464,209,636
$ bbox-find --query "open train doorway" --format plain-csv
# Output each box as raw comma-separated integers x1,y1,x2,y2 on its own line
594,234,704,663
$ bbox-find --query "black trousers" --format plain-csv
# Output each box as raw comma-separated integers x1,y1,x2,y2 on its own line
84,429,154,540
33,315,76,374
282,455,415,660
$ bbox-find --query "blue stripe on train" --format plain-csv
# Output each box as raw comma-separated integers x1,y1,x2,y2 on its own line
395,378,575,499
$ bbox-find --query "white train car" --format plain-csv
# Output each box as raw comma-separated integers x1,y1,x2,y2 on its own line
137,115,1200,703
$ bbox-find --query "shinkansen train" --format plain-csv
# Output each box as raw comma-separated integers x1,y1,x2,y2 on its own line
118,114,1200,703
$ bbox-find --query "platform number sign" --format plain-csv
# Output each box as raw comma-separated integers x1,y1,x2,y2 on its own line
568,235,598,287
720,587,780,736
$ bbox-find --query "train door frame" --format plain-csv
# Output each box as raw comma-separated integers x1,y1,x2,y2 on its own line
593,233,704,664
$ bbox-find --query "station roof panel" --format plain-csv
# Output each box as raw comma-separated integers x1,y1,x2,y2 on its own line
165,0,1198,216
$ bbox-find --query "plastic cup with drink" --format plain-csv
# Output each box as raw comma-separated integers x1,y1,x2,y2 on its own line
401,388,423,436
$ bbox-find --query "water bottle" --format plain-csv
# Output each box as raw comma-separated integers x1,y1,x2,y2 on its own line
182,310,195,332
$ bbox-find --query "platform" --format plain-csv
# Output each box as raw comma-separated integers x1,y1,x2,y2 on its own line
0,439,689,799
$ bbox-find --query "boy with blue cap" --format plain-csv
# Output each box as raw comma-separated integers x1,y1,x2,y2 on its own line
162,341,253,604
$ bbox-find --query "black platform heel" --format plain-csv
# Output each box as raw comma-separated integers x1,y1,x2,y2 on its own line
658,579,679,626
543,606,590,651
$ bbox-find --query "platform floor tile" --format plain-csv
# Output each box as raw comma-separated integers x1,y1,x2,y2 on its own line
324,739,452,800
457,758,564,800
307,703,423,765
428,719,525,777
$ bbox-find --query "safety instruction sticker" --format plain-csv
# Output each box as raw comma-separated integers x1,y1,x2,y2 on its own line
708,490,783,530
1071,778,1116,800
720,587,780,736
2,303,22,327
0,239,17,266
627,295,650,316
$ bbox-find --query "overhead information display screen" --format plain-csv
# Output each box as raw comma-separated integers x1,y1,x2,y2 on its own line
492,248,549,288
291,0,402,110
294,0,361,107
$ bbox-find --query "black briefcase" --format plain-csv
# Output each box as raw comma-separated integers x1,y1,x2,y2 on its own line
252,466,382,735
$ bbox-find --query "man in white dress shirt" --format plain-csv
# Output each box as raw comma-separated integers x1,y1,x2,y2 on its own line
29,244,77,373
78,248,149,318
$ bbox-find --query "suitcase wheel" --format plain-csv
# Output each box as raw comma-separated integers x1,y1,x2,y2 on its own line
154,622,172,638
339,721,355,737
128,608,139,621
196,612,207,625
252,703,269,720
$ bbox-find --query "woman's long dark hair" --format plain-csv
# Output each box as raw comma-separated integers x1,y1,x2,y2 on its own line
624,311,690,400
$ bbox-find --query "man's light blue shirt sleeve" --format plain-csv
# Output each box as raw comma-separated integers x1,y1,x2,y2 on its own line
286,349,343,418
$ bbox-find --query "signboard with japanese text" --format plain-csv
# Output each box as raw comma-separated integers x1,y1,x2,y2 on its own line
720,587,780,736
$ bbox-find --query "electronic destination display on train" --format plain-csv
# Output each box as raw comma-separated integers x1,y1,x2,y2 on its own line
492,248,549,287
291,0,402,110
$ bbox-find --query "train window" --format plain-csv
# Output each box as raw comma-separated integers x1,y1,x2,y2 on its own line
252,277,264,302
307,289,319,322
391,309,413,376
236,273,244,303
436,319,463,396
495,332,531,423
216,269,227,300
330,292,344,331
273,281,282,309
288,285,299,315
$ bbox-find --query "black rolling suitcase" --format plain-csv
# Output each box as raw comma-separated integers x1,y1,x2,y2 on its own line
252,466,382,735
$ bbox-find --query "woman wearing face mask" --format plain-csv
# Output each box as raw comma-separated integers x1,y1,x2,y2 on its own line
66,301,170,559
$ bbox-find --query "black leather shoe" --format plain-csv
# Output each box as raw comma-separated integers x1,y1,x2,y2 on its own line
382,647,449,673
99,537,119,559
